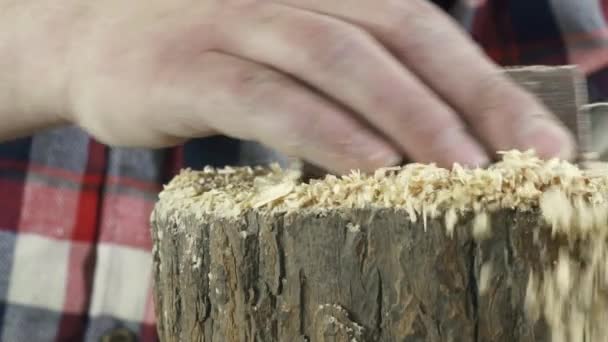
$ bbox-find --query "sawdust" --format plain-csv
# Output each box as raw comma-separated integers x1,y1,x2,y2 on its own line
472,211,491,241
157,150,608,221
479,262,493,296
154,149,608,341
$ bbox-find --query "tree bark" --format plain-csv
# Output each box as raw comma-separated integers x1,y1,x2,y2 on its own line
151,207,567,341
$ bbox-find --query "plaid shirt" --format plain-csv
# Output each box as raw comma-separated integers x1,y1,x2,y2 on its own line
2,1,608,341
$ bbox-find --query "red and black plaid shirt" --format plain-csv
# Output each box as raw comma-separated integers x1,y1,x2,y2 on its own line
1,1,608,341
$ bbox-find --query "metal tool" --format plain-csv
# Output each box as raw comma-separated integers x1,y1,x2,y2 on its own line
503,65,593,161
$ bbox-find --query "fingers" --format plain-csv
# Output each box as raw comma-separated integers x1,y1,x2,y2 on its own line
153,52,402,173
216,2,489,167
274,0,576,160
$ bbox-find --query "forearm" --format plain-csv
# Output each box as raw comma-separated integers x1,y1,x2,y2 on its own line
0,1,72,141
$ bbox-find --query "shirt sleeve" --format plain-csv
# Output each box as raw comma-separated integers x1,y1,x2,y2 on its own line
471,0,608,101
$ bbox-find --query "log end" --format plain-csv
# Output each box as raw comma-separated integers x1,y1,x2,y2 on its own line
152,150,608,341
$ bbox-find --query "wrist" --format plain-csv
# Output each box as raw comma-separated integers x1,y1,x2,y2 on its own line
0,2,77,135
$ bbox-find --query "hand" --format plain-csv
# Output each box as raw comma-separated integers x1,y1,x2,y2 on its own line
7,0,575,173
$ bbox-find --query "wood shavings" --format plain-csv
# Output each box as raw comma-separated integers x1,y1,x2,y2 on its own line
153,149,608,341
527,223,608,341
472,212,491,241
346,223,360,233
479,262,493,296
554,249,572,297
251,174,298,209
445,208,458,238
540,188,573,236
525,271,541,323
155,150,608,227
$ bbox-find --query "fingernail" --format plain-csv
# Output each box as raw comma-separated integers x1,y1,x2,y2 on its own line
451,146,490,169
517,117,576,160
463,152,491,168
353,136,403,169
364,145,403,168
435,128,490,168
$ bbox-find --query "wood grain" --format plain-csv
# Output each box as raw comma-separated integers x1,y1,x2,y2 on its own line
151,208,564,341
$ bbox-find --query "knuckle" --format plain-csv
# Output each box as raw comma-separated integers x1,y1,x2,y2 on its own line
300,22,370,72
325,128,367,157
394,107,437,135
282,108,321,143
417,120,455,147
381,0,455,56
474,73,511,104
281,106,333,142
394,108,463,150
282,111,360,158
382,0,438,37
468,72,526,125
427,124,467,154
228,65,290,103
276,118,314,155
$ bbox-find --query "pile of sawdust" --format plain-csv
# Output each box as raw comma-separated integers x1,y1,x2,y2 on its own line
157,150,608,222
154,150,608,341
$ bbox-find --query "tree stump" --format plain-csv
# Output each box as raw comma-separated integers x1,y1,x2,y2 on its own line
151,151,608,341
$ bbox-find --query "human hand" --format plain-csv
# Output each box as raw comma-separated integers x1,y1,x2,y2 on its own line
10,0,575,172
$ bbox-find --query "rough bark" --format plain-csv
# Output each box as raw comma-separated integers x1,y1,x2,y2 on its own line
151,208,566,342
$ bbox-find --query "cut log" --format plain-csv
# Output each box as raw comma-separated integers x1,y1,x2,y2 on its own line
151,151,608,341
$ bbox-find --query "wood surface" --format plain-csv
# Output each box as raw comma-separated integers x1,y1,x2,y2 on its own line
151,208,565,341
